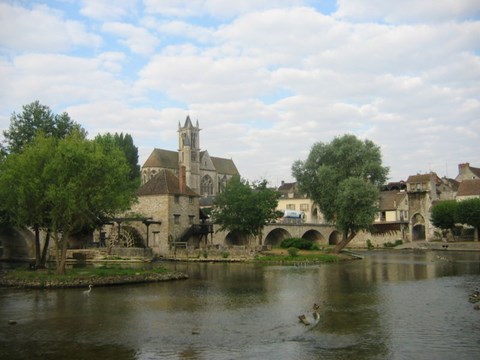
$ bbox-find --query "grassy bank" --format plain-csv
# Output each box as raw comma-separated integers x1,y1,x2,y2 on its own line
255,248,344,264
0,266,188,289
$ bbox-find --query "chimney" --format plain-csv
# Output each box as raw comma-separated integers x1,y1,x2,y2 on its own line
179,165,186,193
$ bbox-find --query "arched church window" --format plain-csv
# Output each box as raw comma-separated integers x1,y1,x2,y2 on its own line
201,175,214,196
219,175,228,193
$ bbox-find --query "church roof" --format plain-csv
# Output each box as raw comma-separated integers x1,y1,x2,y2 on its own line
143,148,178,169
210,156,239,175
142,148,239,176
137,169,198,197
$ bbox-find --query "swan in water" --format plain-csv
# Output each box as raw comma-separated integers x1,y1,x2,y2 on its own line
83,284,93,295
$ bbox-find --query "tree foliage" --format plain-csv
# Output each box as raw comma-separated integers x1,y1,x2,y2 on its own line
212,176,280,244
95,132,141,182
456,198,480,240
292,134,388,253
2,100,86,154
0,131,138,274
431,200,458,232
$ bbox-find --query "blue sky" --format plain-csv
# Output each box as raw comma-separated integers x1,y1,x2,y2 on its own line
1,0,479,185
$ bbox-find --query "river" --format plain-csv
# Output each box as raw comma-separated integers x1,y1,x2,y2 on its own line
1,250,479,359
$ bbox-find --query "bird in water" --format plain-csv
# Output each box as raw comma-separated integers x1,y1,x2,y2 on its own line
83,284,93,295
298,303,321,325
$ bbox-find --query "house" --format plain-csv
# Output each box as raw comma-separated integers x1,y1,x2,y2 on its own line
276,181,324,223
376,190,409,223
141,116,239,208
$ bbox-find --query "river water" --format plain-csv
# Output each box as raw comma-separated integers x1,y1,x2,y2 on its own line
1,250,479,360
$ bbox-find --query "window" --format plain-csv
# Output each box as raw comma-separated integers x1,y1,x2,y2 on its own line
174,214,180,224
201,175,214,196
189,196,194,204
300,203,309,211
174,195,180,204
189,215,195,225
286,204,295,210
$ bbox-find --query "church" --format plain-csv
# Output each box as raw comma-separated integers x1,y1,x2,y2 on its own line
141,115,240,205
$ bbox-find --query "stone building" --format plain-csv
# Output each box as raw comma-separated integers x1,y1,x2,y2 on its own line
128,166,208,256
141,116,239,207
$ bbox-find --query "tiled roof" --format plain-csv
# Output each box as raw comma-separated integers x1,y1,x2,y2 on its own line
470,166,480,178
407,173,434,183
142,148,178,169
137,169,198,197
278,182,296,192
457,179,480,197
378,190,407,210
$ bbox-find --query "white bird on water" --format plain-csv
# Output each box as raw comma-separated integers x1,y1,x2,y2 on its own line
83,284,93,295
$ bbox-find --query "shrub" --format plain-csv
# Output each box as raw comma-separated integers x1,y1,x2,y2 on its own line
287,247,299,257
366,239,374,250
222,252,229,259
280,237,314,250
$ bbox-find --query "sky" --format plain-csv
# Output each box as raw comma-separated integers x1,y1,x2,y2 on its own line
0,0,479,186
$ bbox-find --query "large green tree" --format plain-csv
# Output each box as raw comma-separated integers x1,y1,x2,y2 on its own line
1,101,86,267
212,176,280,245
456,198,480,241
431,200,459,239
0,131,138,274
2,100,86,154
292,134,389,253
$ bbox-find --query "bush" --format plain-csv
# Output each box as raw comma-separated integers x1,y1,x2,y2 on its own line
222,252,229,259
287,247,299,257
280,237,314,250
366,239,374,250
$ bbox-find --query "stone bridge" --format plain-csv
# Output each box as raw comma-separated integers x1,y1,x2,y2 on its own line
214,222,342,247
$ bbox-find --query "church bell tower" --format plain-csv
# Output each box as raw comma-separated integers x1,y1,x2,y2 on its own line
178,115,201,194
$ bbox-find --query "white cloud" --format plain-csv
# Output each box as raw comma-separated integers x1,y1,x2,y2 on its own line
143,0,308,19
102,22,159,55
335,0,480,23
0,3,101,53
80,0,139,21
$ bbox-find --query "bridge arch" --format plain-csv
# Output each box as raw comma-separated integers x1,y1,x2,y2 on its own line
264,228,292,247
328,230,342,245
301,229,325,244
225,230,249,246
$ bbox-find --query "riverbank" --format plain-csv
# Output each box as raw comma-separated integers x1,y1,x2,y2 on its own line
0,267,188,289
394,240,480,251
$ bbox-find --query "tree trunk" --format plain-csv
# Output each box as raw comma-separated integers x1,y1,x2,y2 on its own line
34,224,41,268
333,229,357,254
40,231,50,267
57,232,69,275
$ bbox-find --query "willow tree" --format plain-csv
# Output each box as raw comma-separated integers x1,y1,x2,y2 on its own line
292,134,388,253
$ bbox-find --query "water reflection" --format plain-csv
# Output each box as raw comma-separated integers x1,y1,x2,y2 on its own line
1,250,479,360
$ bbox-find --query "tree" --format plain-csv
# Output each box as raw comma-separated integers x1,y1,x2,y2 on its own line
431,200,459,239
0,131,138,274
94,132,141,181
1,101,87,266
2,100,86,154
212,176,280,245
292,134,389,253
456,198,480,241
